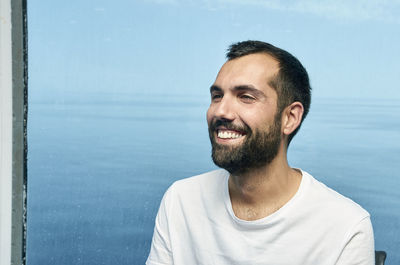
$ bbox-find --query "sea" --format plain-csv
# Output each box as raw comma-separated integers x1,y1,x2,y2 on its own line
26,93,400,265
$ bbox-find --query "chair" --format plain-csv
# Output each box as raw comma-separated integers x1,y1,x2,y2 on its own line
375,251,386,265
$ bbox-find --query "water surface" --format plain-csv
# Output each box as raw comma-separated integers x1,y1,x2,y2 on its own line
27,95,400,264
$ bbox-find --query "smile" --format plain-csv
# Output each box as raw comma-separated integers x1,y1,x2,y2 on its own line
217,129,245,139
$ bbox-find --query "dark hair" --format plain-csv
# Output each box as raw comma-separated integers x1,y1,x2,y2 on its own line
227,40,311,145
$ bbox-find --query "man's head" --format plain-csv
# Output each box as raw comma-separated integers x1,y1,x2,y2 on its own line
226,40,311,143
207,41,311,174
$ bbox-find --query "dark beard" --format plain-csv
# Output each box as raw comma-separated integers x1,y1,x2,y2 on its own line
208,116,281,175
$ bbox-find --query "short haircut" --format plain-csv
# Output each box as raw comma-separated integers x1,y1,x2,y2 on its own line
227,40,312,145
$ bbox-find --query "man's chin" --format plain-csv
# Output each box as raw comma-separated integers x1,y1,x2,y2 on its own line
211,148,245,172
211,157,249,175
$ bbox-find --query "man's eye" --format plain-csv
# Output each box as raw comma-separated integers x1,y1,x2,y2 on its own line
240,94,256,102
211,94,223,101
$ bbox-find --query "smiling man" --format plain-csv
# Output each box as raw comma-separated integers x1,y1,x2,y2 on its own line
146,41,374,265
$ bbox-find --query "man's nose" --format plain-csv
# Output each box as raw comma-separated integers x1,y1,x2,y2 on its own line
214,97,235,121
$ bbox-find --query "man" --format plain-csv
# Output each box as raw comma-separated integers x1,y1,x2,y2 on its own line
146,41,374,265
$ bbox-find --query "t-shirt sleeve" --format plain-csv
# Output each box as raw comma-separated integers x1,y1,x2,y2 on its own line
336,216,375,265
146,187,174,265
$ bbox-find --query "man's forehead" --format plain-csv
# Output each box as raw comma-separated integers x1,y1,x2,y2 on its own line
214,53,279,88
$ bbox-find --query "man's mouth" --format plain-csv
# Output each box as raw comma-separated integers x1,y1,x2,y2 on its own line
216,129,245,139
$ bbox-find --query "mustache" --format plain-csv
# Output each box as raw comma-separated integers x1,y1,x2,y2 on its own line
209,119,250,134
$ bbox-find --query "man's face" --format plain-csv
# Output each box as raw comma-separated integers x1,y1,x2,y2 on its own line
207,53,282,174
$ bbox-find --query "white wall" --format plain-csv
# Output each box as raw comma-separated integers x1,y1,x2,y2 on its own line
0,0,14,263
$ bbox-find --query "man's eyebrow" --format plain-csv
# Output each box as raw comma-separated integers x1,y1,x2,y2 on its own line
210,84,267,98
232,85,266,97
210,85,222,93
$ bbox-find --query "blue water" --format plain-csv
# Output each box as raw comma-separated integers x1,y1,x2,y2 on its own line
27,94,400,264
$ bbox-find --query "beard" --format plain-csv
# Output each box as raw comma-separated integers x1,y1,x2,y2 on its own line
208,115,282,175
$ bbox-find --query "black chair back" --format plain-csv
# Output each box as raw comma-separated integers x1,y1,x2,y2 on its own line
375,251,386,265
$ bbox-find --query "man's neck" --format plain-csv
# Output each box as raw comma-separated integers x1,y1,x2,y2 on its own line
228,154,302,221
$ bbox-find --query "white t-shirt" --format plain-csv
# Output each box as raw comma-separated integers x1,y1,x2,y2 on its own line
146,169,374,265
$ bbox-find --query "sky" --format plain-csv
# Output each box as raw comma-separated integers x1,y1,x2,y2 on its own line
28,0,400,102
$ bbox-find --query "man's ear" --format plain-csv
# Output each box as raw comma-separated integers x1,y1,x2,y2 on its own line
281,102,304,136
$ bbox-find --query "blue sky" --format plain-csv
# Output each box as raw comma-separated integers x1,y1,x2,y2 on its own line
28,0,400,101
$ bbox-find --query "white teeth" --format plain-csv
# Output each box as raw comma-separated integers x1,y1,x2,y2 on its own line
217,130,243,139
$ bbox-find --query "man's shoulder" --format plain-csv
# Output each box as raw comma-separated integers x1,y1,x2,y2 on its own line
160,169,227,213
165,169,227,199
302,170,370,221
